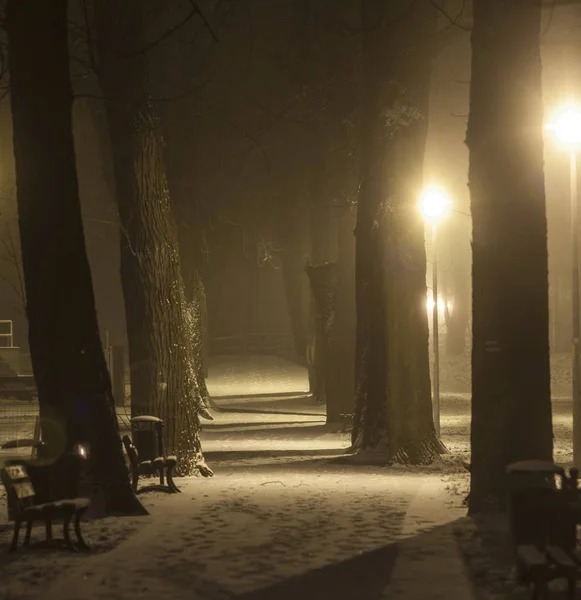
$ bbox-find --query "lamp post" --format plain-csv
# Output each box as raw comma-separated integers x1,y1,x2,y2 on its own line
547,106,581,466
420,187,451,437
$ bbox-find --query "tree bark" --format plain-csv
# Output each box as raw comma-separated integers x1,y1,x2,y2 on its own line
305,262,337,415
153,26,214,412
468,0,553,512
279,207,310,365
307,175,338,405
166,194,213,414
6,0,144,514
351,0,441,463
351,3,390,453
327,207,356,422
95,1,211,475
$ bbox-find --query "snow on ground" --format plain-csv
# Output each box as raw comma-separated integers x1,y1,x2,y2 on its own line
440,350,573,398
0,398,470,600
206,355,310,398
0,353,577,599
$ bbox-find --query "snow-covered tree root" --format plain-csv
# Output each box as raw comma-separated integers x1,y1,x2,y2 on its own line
345,433,446,466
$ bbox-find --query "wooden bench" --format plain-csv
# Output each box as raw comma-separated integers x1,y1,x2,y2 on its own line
122,435,180,494
508,461,581,599
515,544,551,599
516,543,579,600
0,463,90,552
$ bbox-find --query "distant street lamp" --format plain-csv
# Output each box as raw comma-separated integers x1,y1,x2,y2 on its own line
420,186,451,437
547,106,581,466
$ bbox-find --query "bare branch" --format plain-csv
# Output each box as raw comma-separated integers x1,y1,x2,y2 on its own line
190,0,219,43
122,5,199,58
0,224,26,314
430,0,471,32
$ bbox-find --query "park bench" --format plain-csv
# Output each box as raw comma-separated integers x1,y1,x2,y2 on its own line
507,460,581,599
0,461,90,552
122,415,179,494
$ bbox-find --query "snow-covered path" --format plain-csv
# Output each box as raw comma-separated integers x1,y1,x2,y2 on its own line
0,390,474,600
206,354,309,398
382,477,474,599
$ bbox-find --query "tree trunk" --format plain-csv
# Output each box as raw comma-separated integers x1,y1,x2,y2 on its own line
305,263,337,414
95,1,211,475
170,207,214,415
307,173,338,405
279,208,310,365
468,0,553,512
154,29,213,411
327,207,356,422
6,0,144,514
352,0,441,463
351,3,390,453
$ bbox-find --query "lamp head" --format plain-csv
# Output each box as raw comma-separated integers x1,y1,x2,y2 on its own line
546,105,581,149
420,187,450,221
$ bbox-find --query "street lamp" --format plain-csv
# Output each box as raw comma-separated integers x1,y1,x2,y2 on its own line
547,105,581,466
420,186,451,437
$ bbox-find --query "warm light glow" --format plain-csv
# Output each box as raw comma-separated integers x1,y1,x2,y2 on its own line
420,187,451,221
546,105,581,149
426,293,446,314
73,443,88,459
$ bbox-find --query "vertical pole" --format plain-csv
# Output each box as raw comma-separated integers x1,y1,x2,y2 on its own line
432,222,441,437
552,268,559,351
571,152,581,467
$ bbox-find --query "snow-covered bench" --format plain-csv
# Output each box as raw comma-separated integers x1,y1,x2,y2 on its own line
0,462,90,552
508,460,581,599
122,435,179,494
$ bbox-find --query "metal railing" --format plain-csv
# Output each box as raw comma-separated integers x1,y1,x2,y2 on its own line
0,399,38,447
0,320,13,348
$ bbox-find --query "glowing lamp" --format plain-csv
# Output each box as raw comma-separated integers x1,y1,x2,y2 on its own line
420,187,451,221
546,106,581,149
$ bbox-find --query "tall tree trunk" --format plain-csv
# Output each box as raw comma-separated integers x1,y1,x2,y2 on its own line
305,262,337,412
352,0,441,463
163,176,213,415
154,27,214,412
307,165,338,407
468,0,553,512
351,2,390,452
327,207,356,421
6,0,144,514
95,2,211,475
279,206,310,365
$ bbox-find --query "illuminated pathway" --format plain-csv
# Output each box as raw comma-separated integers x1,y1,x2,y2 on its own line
1,390,474,600
206,354,310,399
1,354,573,598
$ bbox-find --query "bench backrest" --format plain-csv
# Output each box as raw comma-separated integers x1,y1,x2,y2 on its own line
0,463,36,520
131,429,161,462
